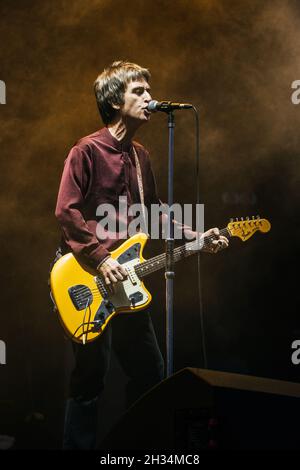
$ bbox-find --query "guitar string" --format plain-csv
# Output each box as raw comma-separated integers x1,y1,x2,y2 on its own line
135,228,232,276
70,224,259,338
72,227,235,298
72,223,263,297
71,228,232,298
72,229,232,338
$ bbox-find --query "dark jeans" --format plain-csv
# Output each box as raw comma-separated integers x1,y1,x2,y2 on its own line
63,310,164,449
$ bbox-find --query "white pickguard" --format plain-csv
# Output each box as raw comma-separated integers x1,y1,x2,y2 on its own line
105,257,148,309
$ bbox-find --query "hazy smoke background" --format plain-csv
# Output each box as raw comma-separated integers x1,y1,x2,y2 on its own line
0,0,300,447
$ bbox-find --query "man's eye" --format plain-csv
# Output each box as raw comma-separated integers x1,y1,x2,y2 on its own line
133,87,151,96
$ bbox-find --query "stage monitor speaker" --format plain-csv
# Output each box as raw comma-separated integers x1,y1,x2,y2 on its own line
100,367,300,450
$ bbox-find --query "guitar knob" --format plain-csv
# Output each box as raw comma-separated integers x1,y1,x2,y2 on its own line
246,216,250,220
230,218,234,222
241,217,244,221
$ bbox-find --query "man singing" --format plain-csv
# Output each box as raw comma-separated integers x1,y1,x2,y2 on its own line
54,61,229,449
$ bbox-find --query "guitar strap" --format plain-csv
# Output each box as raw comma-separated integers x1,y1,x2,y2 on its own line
132,145,148,235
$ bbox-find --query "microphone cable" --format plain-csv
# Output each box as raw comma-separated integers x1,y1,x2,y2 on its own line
192,105,208,369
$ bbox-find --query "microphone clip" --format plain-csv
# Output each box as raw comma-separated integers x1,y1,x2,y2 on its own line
148,100,193,113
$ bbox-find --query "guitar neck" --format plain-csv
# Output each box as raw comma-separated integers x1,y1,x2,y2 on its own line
134,227,231,279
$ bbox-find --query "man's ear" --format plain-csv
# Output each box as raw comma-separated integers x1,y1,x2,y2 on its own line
111,102,121,110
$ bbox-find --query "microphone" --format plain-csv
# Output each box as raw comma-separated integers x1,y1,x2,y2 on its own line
147,100,193,113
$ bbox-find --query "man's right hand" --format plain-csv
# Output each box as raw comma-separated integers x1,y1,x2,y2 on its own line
98,256,128,294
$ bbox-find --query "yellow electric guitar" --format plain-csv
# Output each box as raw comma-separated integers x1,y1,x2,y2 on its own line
50,216,271,344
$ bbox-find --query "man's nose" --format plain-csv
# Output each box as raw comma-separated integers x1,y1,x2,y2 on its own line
144,90,151,101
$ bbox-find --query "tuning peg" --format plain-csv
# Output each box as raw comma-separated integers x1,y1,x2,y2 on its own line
241,217,244,221
246,216,250,220
256,215,260,219
252,216,255,220
230,218,234,222
236,217,239,221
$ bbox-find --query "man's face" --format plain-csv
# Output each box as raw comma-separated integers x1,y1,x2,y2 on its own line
119,78,152,124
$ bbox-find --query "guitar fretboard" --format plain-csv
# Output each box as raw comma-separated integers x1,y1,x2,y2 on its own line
134,227,231,279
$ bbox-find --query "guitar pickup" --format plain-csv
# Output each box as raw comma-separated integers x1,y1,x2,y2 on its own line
68,285,93,311
127,269,138,286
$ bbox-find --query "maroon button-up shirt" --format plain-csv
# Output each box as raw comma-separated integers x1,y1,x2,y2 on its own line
55,127,161,269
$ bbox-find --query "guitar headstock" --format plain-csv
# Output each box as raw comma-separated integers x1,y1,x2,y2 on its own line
227,216,271,241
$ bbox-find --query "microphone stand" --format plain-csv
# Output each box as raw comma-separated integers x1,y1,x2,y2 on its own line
150,100,194,378
165,110,175,378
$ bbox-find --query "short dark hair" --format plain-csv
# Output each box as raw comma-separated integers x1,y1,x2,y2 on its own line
94,61,151,125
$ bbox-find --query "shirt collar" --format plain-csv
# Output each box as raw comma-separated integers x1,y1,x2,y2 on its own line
102,126,133,153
